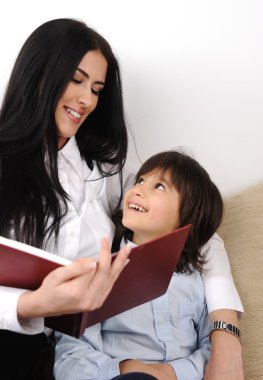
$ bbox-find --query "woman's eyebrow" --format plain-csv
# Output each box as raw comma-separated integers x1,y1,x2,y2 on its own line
76,67,105,85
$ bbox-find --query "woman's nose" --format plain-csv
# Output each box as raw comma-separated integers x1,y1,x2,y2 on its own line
77,89,93,107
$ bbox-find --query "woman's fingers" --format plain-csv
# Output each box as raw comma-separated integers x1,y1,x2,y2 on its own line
80,238,131,309
109,243,131,281
47,258,97,286
97,236,131,278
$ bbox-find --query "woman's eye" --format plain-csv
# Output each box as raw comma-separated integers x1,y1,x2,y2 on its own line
92,86,104,96
91,88,99,96
137,178,144,185
155,183,165,190
71,78,82,84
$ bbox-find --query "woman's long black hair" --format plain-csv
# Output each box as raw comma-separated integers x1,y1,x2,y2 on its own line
113,151,223,273
0,18,128,247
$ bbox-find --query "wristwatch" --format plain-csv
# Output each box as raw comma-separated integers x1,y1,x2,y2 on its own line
209,320,241,341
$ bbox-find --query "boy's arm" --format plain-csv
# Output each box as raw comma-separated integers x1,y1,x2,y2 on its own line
121,304,210,380
54,324,124,380
168,304,211,380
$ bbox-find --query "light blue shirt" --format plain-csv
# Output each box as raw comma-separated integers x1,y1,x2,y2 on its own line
55,241,210,380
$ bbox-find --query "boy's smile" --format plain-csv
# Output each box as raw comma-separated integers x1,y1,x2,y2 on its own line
128,201,147,213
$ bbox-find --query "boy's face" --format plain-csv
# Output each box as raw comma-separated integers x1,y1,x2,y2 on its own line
122,169,181,245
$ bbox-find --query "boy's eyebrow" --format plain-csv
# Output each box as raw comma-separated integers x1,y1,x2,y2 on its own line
76,67,105,86
162,179,173,189
157,175,174,189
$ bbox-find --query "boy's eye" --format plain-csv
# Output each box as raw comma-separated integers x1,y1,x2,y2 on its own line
137,178,144,185
155,183,165,190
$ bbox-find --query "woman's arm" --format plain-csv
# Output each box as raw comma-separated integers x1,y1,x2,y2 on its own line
201,235,244,380
204,309,244,380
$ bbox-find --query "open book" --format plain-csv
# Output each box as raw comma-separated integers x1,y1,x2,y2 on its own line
0,224,191,338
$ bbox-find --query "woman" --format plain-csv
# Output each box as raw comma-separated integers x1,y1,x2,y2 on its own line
0,18,243,380
0,18,134,380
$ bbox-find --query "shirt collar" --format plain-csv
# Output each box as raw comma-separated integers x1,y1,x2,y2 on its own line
120,237,137,249
58,137,82,178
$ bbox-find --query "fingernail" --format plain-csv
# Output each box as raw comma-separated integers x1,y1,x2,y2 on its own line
125,243,132,256
124,258,130,267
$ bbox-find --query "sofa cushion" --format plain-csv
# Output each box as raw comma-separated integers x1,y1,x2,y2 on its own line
218,183,263,379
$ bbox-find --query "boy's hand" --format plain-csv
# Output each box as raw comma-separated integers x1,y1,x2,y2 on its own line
120,359,177,380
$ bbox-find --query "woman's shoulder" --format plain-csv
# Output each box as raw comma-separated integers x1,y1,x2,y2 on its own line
201,233,225,256
201,232,233,274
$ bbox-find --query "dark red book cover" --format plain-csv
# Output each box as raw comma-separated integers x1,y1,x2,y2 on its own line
46,224,191,337
0,224,191,338
0,237,70,289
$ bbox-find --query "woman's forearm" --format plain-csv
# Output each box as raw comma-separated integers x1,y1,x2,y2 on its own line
205,309,244,380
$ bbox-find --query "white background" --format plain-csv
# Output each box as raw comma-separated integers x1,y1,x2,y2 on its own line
0,0,262,196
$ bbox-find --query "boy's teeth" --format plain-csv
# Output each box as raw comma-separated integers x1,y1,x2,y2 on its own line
129,203,146,212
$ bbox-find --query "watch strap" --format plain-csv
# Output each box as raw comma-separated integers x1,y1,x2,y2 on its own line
210,320,241,341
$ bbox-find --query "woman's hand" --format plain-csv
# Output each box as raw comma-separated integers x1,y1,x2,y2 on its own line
17,236,131,319
120,359,177,380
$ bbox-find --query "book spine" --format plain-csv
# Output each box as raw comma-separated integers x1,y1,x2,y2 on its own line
45,312,84,338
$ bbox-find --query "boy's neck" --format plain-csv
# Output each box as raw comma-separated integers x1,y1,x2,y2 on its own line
131,232,158,246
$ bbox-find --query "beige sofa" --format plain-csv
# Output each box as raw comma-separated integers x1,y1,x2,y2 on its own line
218,182,263,380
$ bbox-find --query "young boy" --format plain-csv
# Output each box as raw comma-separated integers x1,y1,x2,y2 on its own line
54,151,234,380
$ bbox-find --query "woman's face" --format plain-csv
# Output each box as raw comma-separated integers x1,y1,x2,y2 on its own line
55,50,108,149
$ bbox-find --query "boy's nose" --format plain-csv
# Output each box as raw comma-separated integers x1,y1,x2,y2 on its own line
132,186,144,197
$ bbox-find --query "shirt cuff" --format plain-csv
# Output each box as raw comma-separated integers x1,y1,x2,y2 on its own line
0,286,44,334
170,358,203,380
203,276,244,316
99,358,122,380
